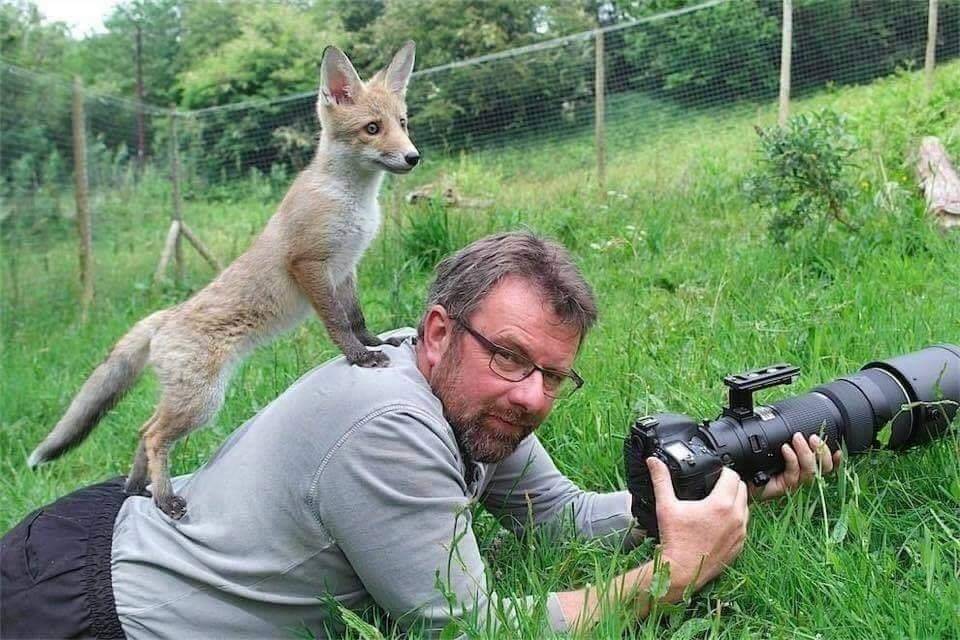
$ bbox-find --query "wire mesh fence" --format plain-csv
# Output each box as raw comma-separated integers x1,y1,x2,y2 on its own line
2,0,958,323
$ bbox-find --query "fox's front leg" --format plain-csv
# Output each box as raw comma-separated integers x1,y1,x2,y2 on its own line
338,272,405,348
290,259,389,367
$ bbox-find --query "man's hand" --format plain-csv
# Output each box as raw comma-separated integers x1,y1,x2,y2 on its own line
557,458,747,630
750,433,842,501
648,457,748,594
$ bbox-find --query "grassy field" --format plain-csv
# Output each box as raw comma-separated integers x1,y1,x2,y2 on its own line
2,61,959,638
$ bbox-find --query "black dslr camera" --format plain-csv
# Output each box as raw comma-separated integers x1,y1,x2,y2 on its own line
624,344,960,538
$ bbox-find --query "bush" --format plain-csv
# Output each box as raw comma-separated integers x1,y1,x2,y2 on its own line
744,109,862,244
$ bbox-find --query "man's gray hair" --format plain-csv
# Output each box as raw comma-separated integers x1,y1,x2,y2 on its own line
418,231,598,342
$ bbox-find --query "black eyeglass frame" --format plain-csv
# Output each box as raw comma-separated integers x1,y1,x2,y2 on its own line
449,316,584,399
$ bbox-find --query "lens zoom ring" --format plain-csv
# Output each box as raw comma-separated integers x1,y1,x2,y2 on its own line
813,380,877,452
770,395,840,446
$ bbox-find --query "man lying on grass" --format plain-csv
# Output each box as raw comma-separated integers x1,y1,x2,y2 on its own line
1,231,839,638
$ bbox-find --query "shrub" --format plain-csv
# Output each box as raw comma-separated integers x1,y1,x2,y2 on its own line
744,109,861,243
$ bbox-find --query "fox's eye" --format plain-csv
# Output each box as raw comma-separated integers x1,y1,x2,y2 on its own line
365,122,380,135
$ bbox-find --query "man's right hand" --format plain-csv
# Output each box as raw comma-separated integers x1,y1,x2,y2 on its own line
647,457,748,594
557,459,749,630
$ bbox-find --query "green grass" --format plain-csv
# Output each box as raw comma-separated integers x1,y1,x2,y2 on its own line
2,62,960,638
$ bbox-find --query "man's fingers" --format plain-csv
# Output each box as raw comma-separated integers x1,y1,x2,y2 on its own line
647,457,677,506
794,432,817,482
734,475,748,511
781,442,800,489
713,466,741,497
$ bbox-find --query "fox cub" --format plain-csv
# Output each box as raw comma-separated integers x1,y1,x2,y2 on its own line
28,42,420,519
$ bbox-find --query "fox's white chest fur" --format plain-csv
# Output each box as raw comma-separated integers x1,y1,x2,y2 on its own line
319,171,384,287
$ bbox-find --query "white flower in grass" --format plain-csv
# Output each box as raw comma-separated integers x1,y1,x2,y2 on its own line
590,237,628,252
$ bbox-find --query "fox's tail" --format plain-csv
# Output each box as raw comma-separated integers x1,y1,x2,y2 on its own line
28,310,170,468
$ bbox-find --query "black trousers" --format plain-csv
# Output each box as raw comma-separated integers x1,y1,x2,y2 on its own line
1,477,129,639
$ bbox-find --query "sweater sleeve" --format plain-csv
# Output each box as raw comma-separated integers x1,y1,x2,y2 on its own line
481,434,639,546
310,406,570,636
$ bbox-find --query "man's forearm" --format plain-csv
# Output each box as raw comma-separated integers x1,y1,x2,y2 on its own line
555,558,689,632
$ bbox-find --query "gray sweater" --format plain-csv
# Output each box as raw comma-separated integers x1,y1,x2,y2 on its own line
110,332,635,638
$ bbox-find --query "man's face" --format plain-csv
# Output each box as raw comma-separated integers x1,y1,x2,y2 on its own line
426,277,581,463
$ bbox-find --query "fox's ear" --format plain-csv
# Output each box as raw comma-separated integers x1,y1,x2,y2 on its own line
382,40,415,96
319,46,363,107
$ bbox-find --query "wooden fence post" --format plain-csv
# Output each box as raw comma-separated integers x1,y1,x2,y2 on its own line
595,28,606,190
71,77,94,322
778,0,793,127
155,110,223,284
170,112,185,284
925,0,939,95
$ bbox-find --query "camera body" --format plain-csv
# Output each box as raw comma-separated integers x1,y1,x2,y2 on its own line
624,344,960,538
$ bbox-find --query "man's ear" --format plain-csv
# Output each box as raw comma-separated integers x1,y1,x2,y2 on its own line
381,40,415,96
318,46,363,107
421,305,452,367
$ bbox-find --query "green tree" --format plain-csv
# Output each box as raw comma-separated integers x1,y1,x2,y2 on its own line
178,2,340,108
179,0,244,73
1,1,75,230
357,0,595,152
175,2,342,179
69,0,183,104
0,0,71,70
359,0,592,72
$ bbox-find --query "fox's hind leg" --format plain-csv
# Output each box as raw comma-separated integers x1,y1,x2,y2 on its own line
142,394,219,519
124,421,155,495
142,349,229,519
143,409,191,519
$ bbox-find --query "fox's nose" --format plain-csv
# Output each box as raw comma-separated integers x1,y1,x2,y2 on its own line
404,152,420,167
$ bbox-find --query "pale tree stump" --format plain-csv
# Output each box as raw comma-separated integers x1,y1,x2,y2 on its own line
916,136,960,230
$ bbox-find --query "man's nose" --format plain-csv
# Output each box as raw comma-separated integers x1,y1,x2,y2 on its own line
507,370,551,414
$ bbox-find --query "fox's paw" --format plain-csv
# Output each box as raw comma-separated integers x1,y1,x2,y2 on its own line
124,475,150,496
347,349,390,368
358,334,407,348
157,494,188,520
357,331,385,347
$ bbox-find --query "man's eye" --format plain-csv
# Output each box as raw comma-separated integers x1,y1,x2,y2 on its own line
365,122,380,134
497,351,527,370
543,371,565,389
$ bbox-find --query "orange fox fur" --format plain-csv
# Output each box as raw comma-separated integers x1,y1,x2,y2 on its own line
28,42,419,519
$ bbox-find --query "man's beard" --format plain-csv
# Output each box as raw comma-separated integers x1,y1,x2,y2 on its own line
430,340,540,464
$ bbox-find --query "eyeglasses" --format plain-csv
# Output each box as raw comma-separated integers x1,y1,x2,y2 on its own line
450,316,584,400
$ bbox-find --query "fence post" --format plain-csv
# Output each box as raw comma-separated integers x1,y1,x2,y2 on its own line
71,77,94,322
135,21,147,169
925,0,939,95
170,111,185,284
594,29,606,190
155,110,223,284
778,0,793,126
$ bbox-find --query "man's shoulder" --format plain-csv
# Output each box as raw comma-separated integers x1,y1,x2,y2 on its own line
317,399,460,474
273,331,452,450
290,331,430,407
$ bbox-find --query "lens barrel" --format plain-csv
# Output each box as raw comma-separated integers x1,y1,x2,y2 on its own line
705,344,960,477
625,344,960,538
864,344,960,447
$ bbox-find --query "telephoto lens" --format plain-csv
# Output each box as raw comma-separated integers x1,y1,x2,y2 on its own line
624,344,960,538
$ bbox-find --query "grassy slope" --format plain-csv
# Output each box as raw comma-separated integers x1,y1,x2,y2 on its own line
2,63,959,638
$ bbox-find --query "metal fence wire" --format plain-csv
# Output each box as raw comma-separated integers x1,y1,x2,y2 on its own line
2,0,958,316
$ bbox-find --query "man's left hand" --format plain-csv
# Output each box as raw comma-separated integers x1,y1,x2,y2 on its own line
750,433,842,501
